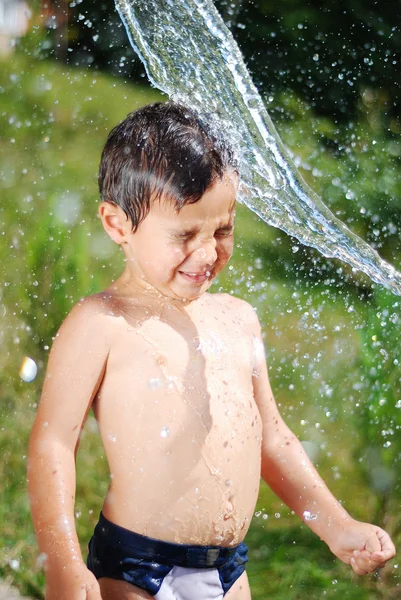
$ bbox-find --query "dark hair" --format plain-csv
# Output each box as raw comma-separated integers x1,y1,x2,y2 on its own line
98,102,237,231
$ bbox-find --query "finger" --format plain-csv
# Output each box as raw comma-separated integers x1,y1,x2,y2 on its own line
364,532,381,554
350,556,369,576
351,550,378,574
355,548,388,571
371,529,396,561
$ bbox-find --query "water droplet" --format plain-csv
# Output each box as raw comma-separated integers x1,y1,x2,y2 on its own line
108,433,117,442
8,559,20,571
160,426,171,438
19,356,38,382
252,335,265,376
35,552,48,570
148,378,163,390
53,191,82,226
303,510,318,521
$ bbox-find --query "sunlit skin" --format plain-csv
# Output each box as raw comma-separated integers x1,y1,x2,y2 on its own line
28,173,395,600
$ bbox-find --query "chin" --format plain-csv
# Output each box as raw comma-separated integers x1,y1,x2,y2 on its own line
174,286,209,302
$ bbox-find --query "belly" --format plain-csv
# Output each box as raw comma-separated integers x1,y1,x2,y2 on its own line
99,386,262,545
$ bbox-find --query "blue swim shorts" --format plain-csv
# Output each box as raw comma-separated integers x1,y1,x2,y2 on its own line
87,512,248,599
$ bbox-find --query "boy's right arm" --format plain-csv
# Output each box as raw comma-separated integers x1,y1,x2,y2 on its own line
28,298,111,600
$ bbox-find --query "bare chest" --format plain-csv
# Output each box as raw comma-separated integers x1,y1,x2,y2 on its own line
107,313,253,389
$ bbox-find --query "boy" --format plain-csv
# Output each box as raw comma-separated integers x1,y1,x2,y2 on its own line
28,102,395,600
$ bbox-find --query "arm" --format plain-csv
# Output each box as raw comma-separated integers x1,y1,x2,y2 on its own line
28,298,110,599
251,314,395,575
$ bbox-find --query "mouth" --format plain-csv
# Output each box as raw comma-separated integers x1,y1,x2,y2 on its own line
178,270,213,284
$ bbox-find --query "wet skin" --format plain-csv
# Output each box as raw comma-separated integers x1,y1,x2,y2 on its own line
94,290,262,545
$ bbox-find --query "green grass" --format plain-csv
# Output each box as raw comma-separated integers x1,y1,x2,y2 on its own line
1,51,400,598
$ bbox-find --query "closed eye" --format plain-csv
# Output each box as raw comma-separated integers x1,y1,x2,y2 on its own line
216,227,234,237
170,229,198,242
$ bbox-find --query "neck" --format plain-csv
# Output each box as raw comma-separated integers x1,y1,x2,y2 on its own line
107,267,200,311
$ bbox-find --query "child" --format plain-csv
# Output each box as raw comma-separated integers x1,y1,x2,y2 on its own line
28,102,395,600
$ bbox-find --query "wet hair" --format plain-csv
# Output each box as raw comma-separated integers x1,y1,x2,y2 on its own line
98,102,237,231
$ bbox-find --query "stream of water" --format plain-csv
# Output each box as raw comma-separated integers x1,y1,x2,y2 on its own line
115,0,401,295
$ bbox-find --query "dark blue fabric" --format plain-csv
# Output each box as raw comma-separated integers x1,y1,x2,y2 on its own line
87,534,171,595
218,542,248,594
87,512,248,596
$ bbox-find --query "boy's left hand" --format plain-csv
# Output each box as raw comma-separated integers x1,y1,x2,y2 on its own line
330,519,396,575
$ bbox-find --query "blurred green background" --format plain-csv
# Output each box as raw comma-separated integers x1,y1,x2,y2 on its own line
0,1,400,598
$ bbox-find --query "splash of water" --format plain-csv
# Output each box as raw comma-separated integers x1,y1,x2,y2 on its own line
115,0,401,295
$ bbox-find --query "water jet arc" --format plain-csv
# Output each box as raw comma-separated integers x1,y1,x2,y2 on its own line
115,0,401,295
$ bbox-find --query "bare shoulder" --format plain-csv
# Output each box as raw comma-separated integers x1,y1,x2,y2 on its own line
35,293,121,436
206,292,260,331
66,292,117,319
54,292,119,345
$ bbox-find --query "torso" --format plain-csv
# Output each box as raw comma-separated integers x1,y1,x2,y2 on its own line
92,291,262,546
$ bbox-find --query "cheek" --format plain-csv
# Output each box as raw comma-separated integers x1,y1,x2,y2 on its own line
218,239,234,263
171,246,187,262
158,246,186,269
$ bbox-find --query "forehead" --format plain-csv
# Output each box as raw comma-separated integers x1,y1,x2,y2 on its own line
149,173,238,229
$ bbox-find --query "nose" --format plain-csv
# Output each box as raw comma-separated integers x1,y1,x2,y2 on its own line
194,238,217,266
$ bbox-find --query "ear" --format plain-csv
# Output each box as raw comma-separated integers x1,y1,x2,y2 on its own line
98,202,131,244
